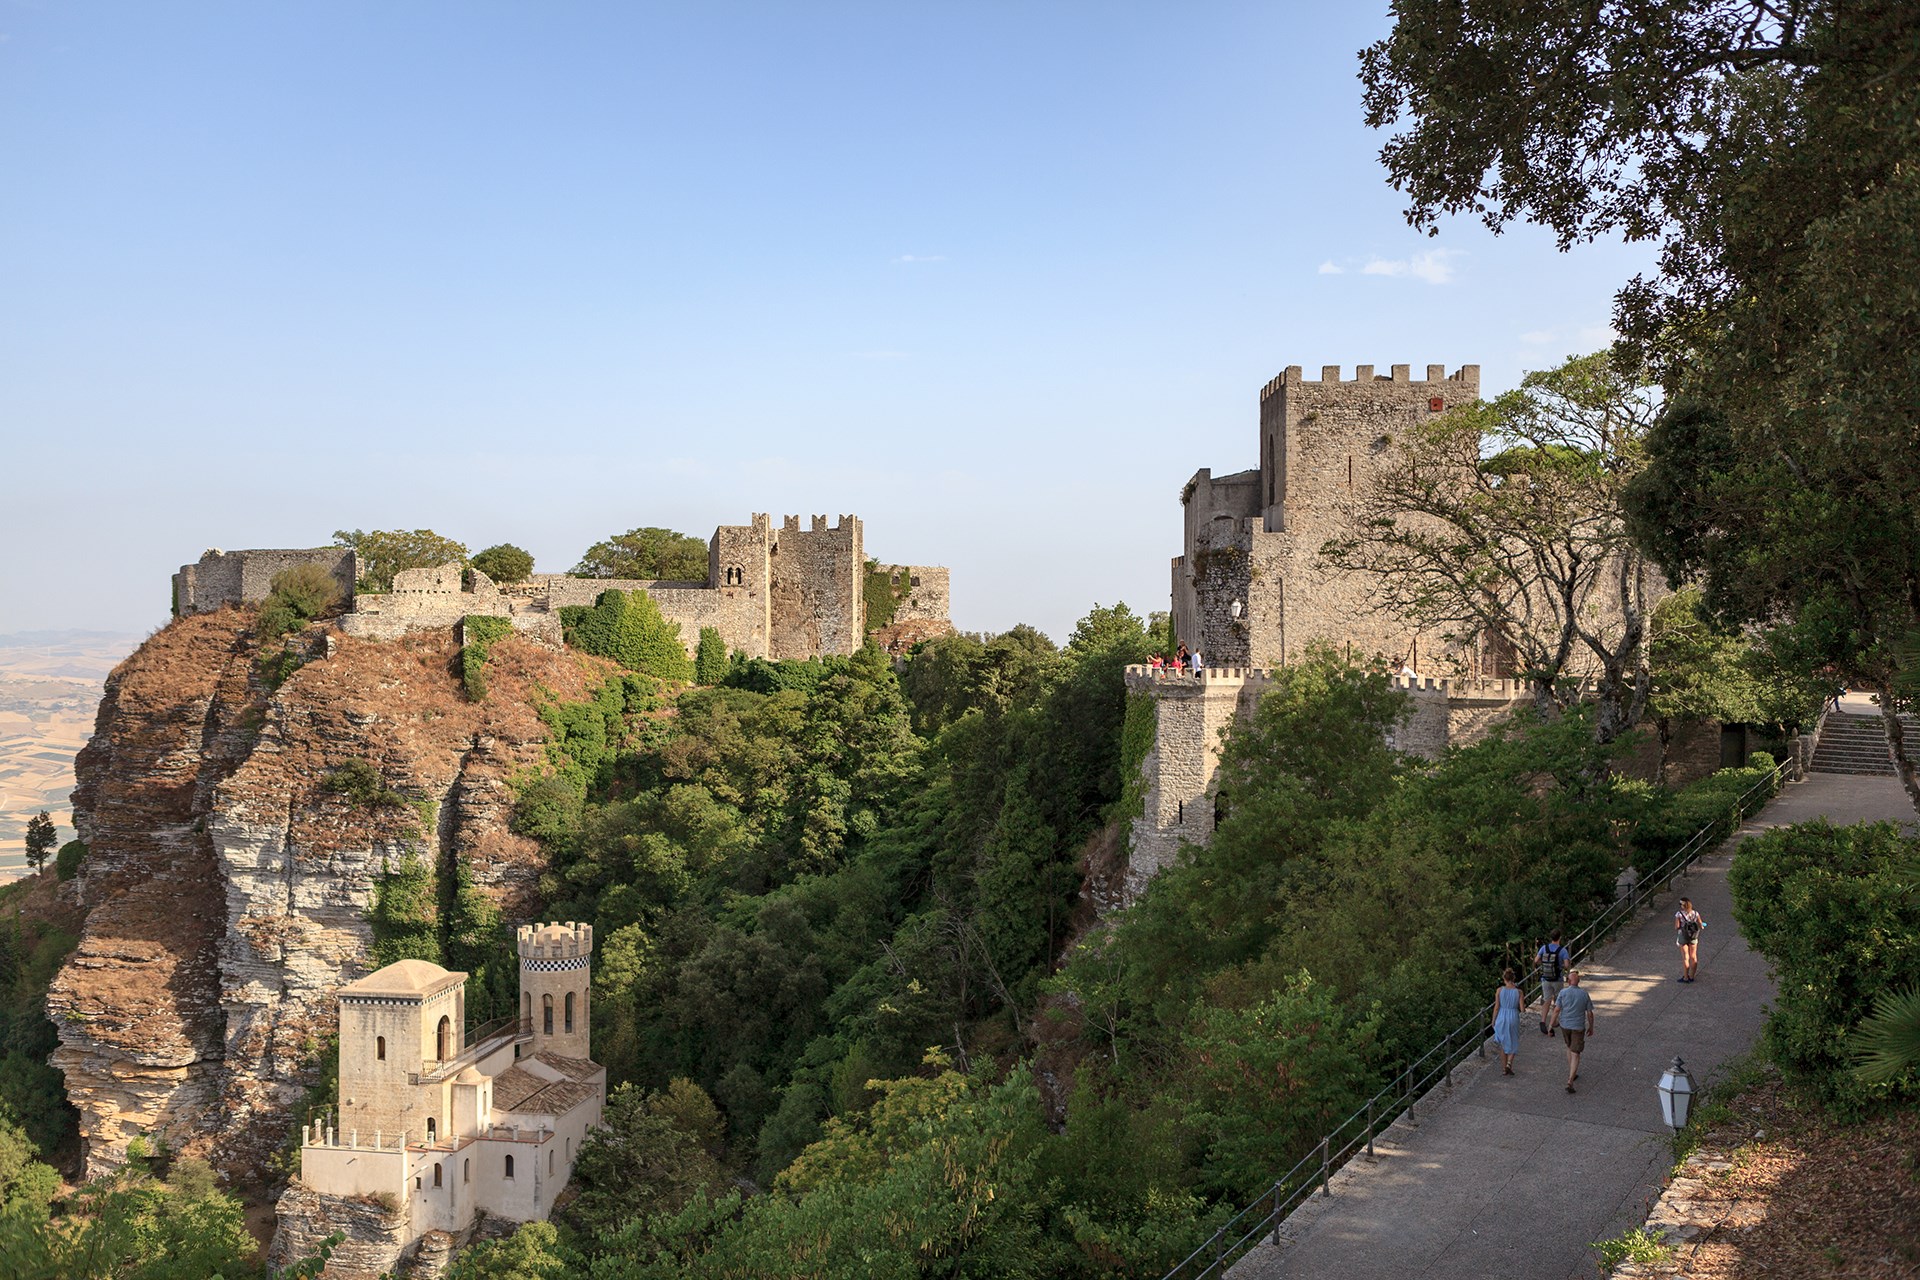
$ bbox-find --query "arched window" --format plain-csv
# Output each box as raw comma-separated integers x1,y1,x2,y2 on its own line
564,991,574,1033
436,1015,450,1061
505,1153,515,1179
543,993,553,1035
463,1158,470,1183
426,1117,437,1143
523,992,531,1023
433,1162,442,1188
376,1035,385,1061
549,1150,555,1175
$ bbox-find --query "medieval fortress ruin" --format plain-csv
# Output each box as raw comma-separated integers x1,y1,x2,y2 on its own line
174,512,951,659
1130,362,1602,895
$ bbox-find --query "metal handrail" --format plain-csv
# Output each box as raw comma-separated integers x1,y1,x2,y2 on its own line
1161,760,1787,1280
409,1015,534,1084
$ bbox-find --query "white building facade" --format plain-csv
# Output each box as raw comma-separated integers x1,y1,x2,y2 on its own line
298,923,605,1245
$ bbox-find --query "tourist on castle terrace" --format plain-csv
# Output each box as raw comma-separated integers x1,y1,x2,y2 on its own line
1549,969,1595,1093
1535,928,1569,1036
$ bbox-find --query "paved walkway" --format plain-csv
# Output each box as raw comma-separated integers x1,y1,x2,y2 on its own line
1228,769,1917,1280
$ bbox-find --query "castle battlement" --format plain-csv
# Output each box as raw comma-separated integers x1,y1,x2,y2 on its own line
1260,362,1479,401
516,921,593,960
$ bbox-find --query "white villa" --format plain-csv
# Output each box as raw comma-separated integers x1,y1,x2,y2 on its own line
297,922,605,1240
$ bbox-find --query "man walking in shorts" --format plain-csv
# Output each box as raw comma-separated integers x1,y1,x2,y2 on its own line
1536,929,1569,1036
1549,969,1595,1093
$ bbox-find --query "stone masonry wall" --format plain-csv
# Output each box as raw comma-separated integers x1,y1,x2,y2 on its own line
174,547,359,617
769,515,864,659
882,565,951,626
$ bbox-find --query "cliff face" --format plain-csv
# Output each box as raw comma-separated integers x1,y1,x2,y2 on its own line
50,610,604,1184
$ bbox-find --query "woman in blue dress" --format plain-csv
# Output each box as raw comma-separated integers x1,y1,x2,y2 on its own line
1492,967,1526,1075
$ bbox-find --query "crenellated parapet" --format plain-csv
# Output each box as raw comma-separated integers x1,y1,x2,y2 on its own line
516,921,594,962
1259,362,1480,403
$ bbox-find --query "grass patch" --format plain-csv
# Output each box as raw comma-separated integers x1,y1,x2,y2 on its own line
1592,1227,1674,1269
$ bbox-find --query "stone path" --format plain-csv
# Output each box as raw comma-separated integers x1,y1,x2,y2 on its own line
1226,769,1918,1280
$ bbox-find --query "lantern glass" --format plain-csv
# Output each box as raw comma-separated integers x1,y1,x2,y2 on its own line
1656,1056,1695,1131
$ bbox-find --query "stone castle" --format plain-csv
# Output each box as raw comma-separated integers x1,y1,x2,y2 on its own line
1173,363,1482,671
1130,360,1677,896
282,924,603,1273
174,512,951,659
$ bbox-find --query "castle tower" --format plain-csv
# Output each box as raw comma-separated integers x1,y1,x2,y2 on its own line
517,922,593,1058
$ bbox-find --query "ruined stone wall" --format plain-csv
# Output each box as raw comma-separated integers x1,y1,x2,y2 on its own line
881,565,951,626
769,515,864,659
174,547,358,617
537,576,765,659
339,567,518,642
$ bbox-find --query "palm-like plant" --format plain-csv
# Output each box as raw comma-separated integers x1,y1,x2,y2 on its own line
1852,985,1920,1086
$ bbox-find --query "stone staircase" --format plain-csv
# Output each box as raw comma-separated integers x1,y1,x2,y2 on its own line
1810,710,1917,776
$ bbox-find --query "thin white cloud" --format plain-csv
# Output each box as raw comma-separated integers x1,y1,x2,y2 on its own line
892,254,947,264
1317,259,1344,275
1359,249,1463,285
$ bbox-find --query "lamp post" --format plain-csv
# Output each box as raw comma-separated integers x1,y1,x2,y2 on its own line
1656,1056,1696,1131
1230,599,1243,621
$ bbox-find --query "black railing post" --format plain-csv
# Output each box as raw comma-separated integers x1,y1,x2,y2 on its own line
1366,1098,1375,1158
1319,1136,1331,1196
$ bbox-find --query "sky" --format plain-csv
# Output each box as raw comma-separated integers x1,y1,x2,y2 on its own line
0,2,1656,644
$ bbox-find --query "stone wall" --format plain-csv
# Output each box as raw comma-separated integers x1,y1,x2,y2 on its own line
174,547,358,617
883,565,951,627
339,568,562,645
770,514,864,659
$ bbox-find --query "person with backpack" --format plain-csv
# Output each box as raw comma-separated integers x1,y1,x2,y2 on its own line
1674,897,1705,982
1535,929,1569,1035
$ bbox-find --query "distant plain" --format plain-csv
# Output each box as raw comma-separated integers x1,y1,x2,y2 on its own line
0,632,138,880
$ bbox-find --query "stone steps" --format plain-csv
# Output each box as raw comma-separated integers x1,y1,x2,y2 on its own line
1810,712,1918,776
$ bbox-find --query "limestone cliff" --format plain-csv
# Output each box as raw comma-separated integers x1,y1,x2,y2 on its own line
50,608,605,1185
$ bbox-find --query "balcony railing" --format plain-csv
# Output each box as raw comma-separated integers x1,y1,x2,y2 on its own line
409,1016,533,1084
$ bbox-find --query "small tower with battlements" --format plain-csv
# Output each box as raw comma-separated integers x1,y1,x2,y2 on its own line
518,922,593,1058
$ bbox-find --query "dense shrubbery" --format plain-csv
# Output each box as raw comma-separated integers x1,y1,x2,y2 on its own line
1628,752,1782,873
318,758,408,809
1730,819,1920,1110
460,615,514,701
693,627,727,685
256,563,342,643
471,543,535,584
52,841,84,883
561,590,696,681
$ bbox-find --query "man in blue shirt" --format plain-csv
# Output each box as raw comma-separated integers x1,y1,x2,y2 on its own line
1548,969,1595,1093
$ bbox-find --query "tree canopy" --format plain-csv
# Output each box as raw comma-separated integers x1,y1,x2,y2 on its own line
1362,1,1920,809
332,528,469,594
574,528,710,582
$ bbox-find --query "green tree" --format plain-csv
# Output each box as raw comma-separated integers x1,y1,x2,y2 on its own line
1320,352,1658,744
1359,1,1920,808
574,528,709,581
257,563,345,644
470,543,535,584
0,1111,57,1217
0,1156,264,1279
565,1079,727,1239
445,1220,575,1280
333,528,469,593
23,813,55,875
693,627,727,685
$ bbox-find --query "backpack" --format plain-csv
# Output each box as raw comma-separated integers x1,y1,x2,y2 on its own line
1538,943,1564,982
1680,914,1701,944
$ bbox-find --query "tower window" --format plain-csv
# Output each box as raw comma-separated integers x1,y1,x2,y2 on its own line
426,1117,436,1142
505,1154,515,1179
550,1150,555,1175
543,994,553,1035
436,1015,450,1061
464,1158,470,1183
433,1162,442,1188
376,1035,385,1061
565,991,574,1034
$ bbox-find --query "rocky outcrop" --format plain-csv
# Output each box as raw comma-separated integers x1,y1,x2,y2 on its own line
269,1180,411,1277
51,610,608,1186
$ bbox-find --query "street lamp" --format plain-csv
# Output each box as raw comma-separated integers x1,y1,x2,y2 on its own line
1230,599,1243,620
1656,1056,1696,1131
